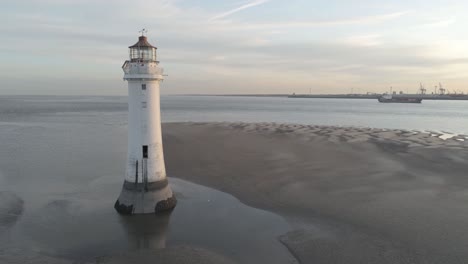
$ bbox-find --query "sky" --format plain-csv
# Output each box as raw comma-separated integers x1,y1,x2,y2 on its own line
1,0,468,95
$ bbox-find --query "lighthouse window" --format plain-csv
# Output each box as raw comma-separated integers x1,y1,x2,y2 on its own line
142,102,147,108
142,145,148,158
141,84,146,90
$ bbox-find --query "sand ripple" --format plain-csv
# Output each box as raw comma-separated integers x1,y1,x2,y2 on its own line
191,122,468,149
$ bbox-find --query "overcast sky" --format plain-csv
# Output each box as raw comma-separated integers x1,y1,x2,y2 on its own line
2,0,468,95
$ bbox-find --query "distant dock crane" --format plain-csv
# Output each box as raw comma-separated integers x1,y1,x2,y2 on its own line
439,83,446,95
419,83,427,95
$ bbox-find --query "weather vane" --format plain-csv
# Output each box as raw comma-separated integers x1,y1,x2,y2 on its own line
139,28,148,36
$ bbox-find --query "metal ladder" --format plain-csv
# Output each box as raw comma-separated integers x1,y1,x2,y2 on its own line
142,158,148,192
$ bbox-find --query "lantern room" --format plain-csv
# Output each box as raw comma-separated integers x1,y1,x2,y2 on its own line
129,36,157,62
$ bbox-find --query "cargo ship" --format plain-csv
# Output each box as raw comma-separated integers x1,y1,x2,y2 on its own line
378,94,422,103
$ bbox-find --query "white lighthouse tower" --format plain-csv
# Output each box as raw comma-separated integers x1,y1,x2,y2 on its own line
115,30,176,214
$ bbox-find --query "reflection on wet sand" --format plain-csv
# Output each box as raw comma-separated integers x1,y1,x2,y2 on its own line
117,212,171,250
0,192,23,234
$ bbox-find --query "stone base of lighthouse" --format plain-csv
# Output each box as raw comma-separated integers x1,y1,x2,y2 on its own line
114,179,177,215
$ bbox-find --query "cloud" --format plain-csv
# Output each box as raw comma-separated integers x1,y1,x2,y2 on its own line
209,0,270,21
344,34,382,47
415,17,457,28
211,11,410,30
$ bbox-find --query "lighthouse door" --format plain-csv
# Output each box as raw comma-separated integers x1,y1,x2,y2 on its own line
142,145,148,158
142,145,148,191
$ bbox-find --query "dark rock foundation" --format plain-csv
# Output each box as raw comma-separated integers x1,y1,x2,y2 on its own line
114,179,176,215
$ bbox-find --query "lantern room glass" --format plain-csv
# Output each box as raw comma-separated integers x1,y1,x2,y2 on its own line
129,47,157,62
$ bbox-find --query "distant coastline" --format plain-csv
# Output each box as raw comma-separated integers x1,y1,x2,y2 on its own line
176,93,468,100
288,94,468,100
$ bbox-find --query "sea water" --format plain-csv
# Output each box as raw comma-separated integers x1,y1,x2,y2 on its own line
162,95,468,135
1,95,467,134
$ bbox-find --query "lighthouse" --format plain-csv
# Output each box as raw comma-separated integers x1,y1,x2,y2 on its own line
115,30,177,214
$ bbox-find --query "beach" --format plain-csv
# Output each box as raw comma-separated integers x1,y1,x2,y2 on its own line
1,112,468,263
163,122,468,263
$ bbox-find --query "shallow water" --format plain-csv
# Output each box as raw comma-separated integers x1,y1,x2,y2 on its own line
0,178,295,263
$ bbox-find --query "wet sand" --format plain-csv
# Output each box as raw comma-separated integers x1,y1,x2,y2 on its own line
163,122,468,264
2,121,468,263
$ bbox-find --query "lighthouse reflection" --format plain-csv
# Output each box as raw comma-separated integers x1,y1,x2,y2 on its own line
118,211,172,250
